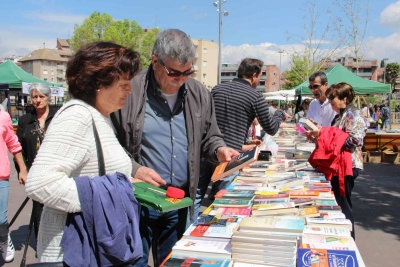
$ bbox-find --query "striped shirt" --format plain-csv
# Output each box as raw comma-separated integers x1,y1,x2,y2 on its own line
211,79,285,152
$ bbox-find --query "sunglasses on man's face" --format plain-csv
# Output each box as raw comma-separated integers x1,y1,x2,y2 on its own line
308,84,323,90
161,62,195,77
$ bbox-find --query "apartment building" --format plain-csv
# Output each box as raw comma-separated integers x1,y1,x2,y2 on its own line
18,38,72,89
190,38,218,89
321,56,379,81
220,63,279,93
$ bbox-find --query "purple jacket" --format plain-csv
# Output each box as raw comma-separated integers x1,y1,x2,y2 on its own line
61,172,142,267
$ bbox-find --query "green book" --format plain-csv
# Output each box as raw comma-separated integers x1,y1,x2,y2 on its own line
133,182,193,213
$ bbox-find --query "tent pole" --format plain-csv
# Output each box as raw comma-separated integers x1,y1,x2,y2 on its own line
389,92,392,130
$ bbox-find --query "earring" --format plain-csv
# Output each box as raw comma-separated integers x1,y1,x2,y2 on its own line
97,89,100,92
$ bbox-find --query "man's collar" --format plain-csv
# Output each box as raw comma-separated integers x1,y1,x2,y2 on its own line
233,78,251,86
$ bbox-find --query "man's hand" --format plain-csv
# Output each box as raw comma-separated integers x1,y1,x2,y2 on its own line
134,166,166,187
18,169,27,185
283,112,292,122
216,147,240,163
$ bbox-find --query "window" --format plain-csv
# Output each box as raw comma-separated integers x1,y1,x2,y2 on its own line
51,69,54,75
203,61,207,67
51,78,54,82
203,48,207,54
44,78,47,81
43,60,48,66
43,69,48,75
259,81,265,86
203,73,207,79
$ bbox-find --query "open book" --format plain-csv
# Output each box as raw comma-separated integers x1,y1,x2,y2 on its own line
211,146,260,182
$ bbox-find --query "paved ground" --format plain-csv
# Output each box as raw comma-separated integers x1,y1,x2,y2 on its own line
2,153,400,267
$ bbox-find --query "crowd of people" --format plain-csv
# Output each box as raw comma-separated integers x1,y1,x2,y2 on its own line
0,27,391,266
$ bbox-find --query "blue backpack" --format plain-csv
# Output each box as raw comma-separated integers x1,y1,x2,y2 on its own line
382,107,389,119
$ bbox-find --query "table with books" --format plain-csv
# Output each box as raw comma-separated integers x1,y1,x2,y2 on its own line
160,124,366,267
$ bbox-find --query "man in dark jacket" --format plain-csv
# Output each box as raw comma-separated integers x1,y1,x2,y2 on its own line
111,29,238,267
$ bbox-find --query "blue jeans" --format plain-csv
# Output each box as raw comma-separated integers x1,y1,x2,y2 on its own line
131,206,188,267
0,180,9,243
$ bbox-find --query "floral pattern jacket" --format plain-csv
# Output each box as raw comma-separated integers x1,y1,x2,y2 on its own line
332,104,369,170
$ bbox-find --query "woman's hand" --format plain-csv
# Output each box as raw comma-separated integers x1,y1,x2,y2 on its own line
18,169,27,185
306,126,322,142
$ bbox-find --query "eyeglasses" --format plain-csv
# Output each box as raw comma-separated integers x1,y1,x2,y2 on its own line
308,84,323,90
161,62,195,77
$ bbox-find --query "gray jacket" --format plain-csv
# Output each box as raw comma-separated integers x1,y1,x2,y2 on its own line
111,68,226,207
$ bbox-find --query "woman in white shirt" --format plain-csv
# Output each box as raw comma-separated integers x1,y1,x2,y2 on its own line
25,42,141,263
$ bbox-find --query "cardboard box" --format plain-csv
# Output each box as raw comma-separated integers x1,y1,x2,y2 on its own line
368,151,382,163
382,151,400,164
382,145,400,164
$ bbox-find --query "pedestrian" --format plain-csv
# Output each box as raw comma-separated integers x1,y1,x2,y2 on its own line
25,41,141,263
0,109,27,263
111,29,239,267
308,82,369,239
16,82,57,244
307,71,337,126
203,58,287,204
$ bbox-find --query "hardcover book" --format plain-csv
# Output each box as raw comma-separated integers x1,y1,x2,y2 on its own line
297,248,359,267
133,182,193,213
212,146,260,182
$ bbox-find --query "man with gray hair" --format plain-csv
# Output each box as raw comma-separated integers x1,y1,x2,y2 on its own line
111,29,238,267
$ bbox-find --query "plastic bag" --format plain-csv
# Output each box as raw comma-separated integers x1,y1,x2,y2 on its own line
260,135,279,155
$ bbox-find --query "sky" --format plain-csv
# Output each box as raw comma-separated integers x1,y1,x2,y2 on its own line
1,0,400,71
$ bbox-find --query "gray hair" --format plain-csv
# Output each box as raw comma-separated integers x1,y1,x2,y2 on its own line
29,83,52,99
152,29,196,65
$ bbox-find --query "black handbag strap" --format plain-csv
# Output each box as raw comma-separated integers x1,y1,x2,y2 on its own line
92,116,105,176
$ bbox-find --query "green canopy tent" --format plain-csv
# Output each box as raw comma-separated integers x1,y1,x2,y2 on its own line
0,60,62,88
294,64,391,95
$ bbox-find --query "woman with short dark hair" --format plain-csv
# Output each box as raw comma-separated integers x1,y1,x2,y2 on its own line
25,42,141,263
308,82,369,240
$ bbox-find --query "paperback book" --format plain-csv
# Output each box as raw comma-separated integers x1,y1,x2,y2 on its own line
297,248,359,267
211,146,260,182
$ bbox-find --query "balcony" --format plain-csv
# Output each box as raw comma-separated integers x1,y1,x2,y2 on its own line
356,72,372,77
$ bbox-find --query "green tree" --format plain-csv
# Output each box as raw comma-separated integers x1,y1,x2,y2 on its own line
282,54,319,89
385,63,400,94
70,12,159,68
70,12,113,50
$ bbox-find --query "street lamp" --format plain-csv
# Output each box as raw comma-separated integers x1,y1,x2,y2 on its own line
213,0,228,85
383,58,388,84
278,51,284,92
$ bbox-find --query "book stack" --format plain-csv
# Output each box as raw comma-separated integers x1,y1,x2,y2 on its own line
231,216,304,266
183,215,242,242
